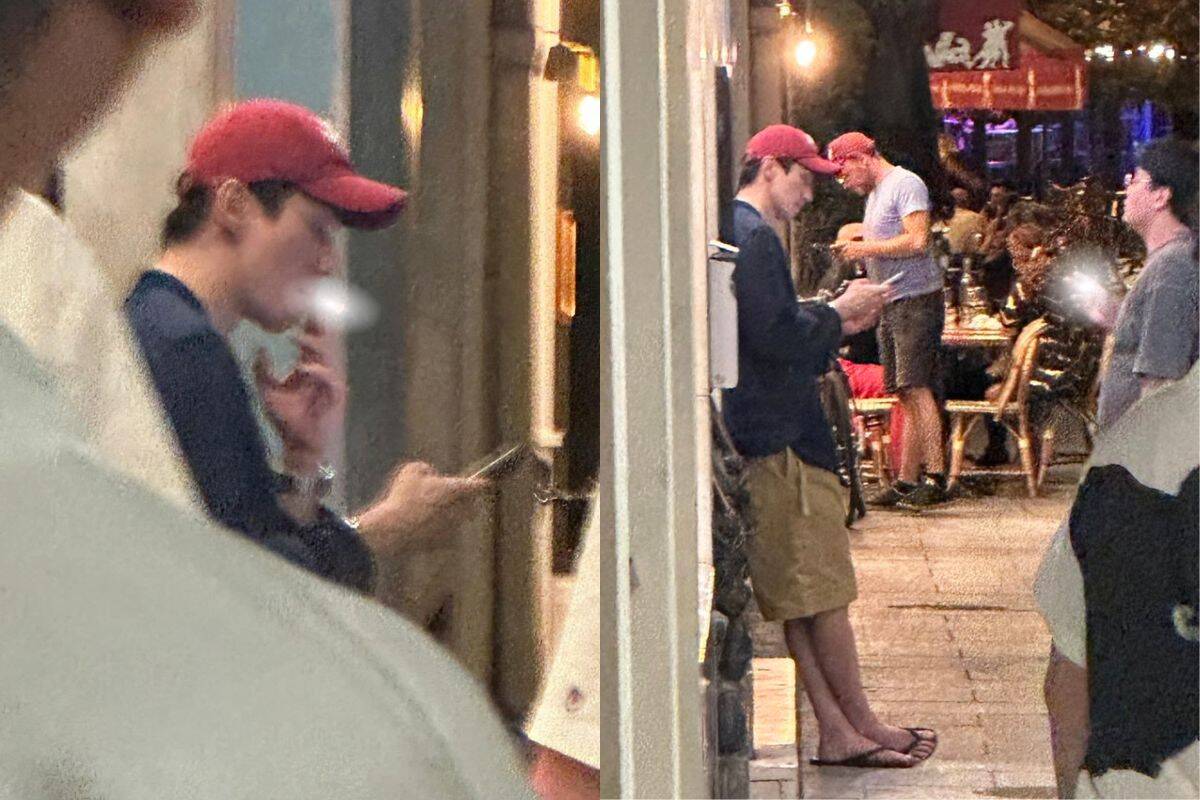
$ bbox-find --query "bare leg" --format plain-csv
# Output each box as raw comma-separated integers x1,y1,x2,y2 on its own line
806,608,936,758
1044,645,1088,799
784,617,918,765
897,390,924,483
909,387,945,474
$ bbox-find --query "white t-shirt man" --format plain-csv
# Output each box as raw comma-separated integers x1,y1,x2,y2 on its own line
0,324,532,798
0,193,532,798
1035,365,1199,798
0,190,197,509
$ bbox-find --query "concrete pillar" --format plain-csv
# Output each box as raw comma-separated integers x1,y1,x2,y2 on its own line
485,0,561,719
344,0,499,685
600,0,712,793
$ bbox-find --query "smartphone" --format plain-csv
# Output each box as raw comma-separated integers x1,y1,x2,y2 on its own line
464,443,528,481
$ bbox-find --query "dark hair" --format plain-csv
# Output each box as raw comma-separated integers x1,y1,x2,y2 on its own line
737,155,799,189
161,178,298,247
1137,138,1199,227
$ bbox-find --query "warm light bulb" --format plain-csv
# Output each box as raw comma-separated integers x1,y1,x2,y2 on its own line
1148,43,1165,61
578,94,600,137
795,38,817,68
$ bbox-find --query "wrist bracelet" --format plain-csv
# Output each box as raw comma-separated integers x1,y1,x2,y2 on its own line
273,464,336,500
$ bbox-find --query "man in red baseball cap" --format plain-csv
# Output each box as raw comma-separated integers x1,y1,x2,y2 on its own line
125,98,483,595
723,125,936,769
827,131,948,510
0,4,529,796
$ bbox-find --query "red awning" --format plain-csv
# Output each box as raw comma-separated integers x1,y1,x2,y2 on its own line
929,12,1088,111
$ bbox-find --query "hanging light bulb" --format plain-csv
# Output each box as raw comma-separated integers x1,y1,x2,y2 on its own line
1166,47,1177,60
795,37,817,68
578,94,600,137
1148,43,1166,61
776,1,793,18
794,0,817,69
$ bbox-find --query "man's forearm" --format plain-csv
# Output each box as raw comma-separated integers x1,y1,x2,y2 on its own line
1044,645,1089,798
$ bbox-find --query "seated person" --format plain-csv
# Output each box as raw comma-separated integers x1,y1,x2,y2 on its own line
978,182,1017,306
945,188,986,256
998,223,1055,332
942,223,1053,466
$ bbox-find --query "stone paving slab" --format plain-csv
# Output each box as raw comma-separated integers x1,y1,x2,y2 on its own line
750,472,1077,798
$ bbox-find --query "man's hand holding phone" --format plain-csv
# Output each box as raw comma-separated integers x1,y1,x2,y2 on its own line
354,444,527,559
355,462,488,557
830,278,891,335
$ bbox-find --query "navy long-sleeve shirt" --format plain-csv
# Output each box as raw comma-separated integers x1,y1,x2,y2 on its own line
722,200,843,472
126,270,374,592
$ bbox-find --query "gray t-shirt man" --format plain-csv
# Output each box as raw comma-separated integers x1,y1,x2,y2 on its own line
0,321,532,798
862,166,941,301
1096,235,1199,428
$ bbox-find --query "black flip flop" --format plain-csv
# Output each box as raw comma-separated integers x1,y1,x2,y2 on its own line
902,727,938,760
809,746,916,769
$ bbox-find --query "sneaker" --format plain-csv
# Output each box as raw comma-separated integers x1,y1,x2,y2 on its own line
896,479,948,509
866,481,916,507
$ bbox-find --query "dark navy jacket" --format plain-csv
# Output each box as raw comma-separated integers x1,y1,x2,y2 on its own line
126,271,374,592
722,200,843,473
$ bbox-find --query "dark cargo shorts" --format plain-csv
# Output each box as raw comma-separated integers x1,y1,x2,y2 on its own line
878,290,943,394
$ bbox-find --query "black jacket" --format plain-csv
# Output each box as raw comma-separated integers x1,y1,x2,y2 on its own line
722,201,843,472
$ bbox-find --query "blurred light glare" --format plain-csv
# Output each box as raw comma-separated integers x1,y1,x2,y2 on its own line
795,38,817,68
1148,43,1166,61
306,278,380,331
579,94,601,137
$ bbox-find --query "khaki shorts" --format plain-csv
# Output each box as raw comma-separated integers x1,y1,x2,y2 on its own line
744,449,857,621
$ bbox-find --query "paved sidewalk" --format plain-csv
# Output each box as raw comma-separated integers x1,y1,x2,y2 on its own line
748,470,1079,800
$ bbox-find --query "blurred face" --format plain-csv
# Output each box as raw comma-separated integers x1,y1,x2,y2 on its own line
0,1,198,192
835,154,873,196
767,158,814,221
234,193,342,332
1121,168,1169,234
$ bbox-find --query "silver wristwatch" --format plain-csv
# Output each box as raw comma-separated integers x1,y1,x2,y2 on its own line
274,463,336,500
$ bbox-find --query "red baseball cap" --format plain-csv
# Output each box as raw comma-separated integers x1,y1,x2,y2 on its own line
744,125,840,175
826,132,877,169
185,99,407,230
